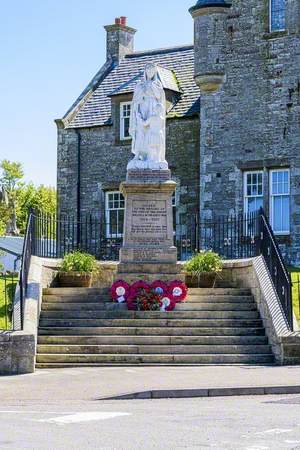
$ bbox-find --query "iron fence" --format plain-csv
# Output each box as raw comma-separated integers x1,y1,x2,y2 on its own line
0,272,17,331
30,211,261,262
259,211,293,330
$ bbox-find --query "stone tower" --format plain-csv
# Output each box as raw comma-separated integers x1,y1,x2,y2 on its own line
189,0,300,264
189,0,232,93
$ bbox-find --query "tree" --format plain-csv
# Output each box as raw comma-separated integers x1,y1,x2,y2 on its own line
0,160,24,235
17,184,57,234
0,160,56,236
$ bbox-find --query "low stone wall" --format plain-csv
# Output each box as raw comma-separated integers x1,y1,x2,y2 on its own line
220,257,300,365
0,257,60,375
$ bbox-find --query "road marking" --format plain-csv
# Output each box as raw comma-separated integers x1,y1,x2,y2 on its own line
38,412,131,424
254,428,293,436
245,447,270,450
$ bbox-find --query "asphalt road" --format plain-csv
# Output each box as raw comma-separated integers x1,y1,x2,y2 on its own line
0,395,300,449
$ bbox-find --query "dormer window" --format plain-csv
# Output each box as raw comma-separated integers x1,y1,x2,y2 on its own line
120,102,131,140
270,0,286,32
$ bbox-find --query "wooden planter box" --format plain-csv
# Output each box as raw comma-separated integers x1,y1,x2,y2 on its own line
58,272,92,288
185,272,217,288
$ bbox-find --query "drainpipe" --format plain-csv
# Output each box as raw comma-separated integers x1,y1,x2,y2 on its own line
75,129,81,247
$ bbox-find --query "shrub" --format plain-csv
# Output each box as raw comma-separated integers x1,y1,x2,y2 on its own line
60,251,97,273
184,251,222,275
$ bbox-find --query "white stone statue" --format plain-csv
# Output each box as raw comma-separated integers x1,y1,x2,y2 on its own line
127,63,168,170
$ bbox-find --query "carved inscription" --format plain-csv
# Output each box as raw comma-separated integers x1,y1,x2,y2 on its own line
131,200,167,240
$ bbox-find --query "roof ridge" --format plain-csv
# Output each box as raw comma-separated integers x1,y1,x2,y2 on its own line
126,44,194,58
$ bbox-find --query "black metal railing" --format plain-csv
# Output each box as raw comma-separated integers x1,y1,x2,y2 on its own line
18,214,34,330
175,211,260,261
0,272,17,331
259,209,293,330
29,211,261,262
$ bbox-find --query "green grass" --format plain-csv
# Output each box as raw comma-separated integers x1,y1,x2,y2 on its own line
0,275,17,330
289,267,300,324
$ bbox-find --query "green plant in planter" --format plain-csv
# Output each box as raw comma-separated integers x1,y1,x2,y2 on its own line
59,251,98,287
184,251,222,288
60,251,96,273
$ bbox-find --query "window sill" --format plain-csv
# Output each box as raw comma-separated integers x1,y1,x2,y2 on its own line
273,234,292,244
116,138,132,147
263,30,288,40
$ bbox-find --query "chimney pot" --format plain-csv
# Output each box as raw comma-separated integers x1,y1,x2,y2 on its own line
104,18,137,62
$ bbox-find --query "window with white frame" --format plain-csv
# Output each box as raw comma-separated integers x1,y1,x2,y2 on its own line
270,0,286,32
120,102,131,140
105,191,125,238
270,169,290,234
244,171,264,215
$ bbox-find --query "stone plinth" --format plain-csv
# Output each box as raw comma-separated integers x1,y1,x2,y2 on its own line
119,170,177,267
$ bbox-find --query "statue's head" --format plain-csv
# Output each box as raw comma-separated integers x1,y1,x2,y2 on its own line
144,63,157,81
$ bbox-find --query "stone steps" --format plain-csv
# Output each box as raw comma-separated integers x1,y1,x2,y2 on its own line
39,310,260,320
41,302,257,312
35,353,274,365
39,318,264,328
186,295,254,303
37,286,274,367
38,326,266,336
37,344,272,355
37,335,269,345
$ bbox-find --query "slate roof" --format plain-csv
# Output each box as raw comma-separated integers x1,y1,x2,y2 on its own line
0,237,24,257
109,65,181,97
65,45,200,129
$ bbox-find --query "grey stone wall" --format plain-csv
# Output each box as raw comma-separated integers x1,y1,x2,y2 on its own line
57,116,200,223
193,0,300,264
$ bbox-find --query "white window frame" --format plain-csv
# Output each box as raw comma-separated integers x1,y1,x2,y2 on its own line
269,168,290,235
243,171,264,216
269,0,286,32
120,102,132,141
105,191,125,238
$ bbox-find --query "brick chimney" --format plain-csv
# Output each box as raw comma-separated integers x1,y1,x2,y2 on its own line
104,17,137,63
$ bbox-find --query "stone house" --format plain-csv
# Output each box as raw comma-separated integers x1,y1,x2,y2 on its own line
56,1,300,265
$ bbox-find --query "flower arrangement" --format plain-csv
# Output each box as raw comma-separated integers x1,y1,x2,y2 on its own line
110,280,130,303
110,280,187,311
168,280,188,303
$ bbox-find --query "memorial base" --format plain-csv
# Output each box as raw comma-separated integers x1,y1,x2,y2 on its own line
117,169,179,282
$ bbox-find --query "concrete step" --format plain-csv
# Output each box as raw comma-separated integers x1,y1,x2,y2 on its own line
188,288,252,296
42,295,109,303
37,335,269,346
38,326,266,336
37,344,272,355
43,288,106,296
40,310,260,320
176,302,256,311
39,318,263,328
186,295,254,303
41,301,256,312
41,303,127,312
35,353,274,365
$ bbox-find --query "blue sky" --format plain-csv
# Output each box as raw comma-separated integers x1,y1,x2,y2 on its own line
0,0,194,187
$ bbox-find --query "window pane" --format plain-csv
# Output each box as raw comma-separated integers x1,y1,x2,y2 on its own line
282,196,290,231
270,0,286,31
273,197,282,232
248,197,263,214
272,195,290,233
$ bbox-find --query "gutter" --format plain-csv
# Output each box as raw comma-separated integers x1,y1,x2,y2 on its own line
75,129,81,245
